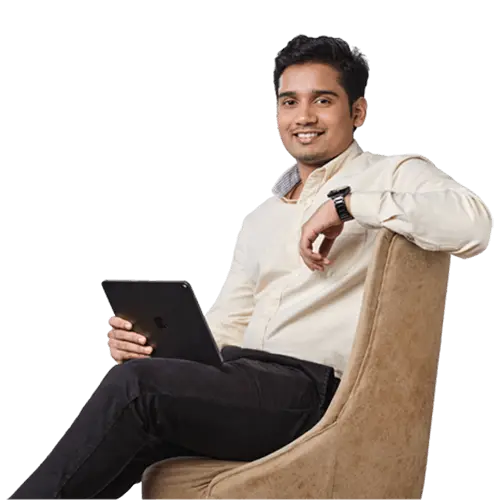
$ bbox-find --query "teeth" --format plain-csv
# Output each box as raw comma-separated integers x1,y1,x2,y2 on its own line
297,133,319,138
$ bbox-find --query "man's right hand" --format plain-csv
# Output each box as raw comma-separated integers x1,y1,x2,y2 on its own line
107,316,153,364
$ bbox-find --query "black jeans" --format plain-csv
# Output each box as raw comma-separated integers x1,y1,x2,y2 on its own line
10,346,340,499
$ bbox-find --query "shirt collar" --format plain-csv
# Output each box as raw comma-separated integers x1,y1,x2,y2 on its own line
271,139,363,198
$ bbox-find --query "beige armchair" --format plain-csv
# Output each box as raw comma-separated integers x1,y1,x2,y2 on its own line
142,228,451,499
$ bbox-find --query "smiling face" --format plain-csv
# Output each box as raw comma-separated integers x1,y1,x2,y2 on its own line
277,62,366,169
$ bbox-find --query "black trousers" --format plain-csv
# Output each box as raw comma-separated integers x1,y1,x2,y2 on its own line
10,345,340,499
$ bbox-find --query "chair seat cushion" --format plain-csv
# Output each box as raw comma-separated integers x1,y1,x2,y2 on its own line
142,456,244,499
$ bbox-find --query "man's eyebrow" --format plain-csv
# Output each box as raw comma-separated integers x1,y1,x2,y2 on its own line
277,90,340,99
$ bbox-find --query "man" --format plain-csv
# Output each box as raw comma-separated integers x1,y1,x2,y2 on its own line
11,34,492,498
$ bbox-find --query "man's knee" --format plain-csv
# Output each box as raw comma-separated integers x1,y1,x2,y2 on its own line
101,358,155,397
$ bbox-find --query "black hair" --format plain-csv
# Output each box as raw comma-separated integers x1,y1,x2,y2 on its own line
274,35,369,114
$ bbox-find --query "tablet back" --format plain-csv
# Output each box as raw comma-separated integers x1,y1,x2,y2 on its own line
102,280,223,368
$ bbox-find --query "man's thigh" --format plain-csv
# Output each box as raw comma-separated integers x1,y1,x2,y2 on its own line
116,355,322,461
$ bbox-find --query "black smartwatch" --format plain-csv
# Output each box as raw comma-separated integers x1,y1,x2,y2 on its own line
327,185,354,222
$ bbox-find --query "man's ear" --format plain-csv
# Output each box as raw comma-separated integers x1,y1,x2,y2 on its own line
353,97,367,127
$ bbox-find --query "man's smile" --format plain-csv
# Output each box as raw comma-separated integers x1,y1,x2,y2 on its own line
293,130,325,145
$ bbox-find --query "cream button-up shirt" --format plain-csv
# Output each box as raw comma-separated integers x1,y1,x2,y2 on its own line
205,140,493,378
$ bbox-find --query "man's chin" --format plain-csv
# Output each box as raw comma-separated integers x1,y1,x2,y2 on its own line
294,151,329,165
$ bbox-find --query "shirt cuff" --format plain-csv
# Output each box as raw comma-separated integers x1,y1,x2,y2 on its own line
349,191,405,228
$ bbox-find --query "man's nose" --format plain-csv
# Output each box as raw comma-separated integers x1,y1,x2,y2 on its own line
295,104,318,125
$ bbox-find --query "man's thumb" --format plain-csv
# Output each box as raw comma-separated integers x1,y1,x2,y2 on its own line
318,235,335,258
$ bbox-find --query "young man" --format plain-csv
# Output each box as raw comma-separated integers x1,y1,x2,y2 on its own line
11,35,492,498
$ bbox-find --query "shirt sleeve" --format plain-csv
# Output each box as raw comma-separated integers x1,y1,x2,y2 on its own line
204,216,256,349
349,156,493,258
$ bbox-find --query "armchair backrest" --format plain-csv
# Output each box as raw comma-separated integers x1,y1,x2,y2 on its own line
319,228,451,497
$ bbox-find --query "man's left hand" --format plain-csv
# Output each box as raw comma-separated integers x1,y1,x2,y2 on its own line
299,198,347,272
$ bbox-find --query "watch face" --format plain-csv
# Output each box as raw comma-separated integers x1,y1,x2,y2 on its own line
328,185,351,198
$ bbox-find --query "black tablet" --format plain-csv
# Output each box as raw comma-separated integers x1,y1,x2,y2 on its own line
102,280,223,368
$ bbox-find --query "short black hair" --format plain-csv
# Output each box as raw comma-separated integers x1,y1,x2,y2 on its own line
274,35,369,112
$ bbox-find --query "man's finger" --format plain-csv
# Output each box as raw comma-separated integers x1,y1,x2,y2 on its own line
300,250,322,271
301,245,324,262
318,236,335,259
300,235,317,261
109,329,147,345
109,316,132,330
109,338,152,355
112,350,149,363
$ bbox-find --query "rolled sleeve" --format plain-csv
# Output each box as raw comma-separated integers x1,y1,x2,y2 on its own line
349,157,493,258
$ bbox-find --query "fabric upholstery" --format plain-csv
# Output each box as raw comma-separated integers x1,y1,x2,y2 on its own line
142,228,450,499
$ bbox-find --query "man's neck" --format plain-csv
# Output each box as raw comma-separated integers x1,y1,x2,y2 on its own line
296,139,355,183
296,163,318,185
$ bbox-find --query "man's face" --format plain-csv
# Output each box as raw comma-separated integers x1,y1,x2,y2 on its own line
277,62,365,167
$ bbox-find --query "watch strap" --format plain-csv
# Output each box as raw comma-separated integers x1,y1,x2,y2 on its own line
327,187,354,222
333,196,354,222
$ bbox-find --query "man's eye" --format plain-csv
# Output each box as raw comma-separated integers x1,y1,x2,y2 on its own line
316,98,331,105
283,100,295,106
